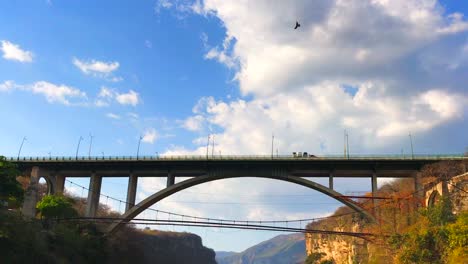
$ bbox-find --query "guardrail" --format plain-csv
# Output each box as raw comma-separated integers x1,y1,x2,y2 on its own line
5,154,468,162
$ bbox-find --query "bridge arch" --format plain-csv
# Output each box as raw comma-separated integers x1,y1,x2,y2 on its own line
427,190,441,207
107,174,376,234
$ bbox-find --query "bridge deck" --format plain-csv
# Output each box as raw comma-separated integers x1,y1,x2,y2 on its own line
9,155,467,178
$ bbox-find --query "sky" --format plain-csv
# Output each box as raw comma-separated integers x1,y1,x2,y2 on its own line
1,0,468,252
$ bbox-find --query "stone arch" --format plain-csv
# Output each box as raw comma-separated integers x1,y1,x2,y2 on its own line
107,174,376,234
427,190,441,207
39,175,55,195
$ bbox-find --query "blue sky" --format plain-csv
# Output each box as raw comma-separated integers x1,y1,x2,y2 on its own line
1,0,468,252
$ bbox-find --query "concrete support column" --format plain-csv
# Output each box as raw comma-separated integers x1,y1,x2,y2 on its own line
414,172,423,208
86,173,102,217
371,172,378,215
329,171,334,190
167,171,175,187
55,174,66,195
125,173,138,212
22,166,40,218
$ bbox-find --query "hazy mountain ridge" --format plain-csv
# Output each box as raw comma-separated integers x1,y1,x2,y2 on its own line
216,233,306,264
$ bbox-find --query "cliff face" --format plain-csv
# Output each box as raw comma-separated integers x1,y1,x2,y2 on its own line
107,227,217,264
304,165,468,264
305,224,369,264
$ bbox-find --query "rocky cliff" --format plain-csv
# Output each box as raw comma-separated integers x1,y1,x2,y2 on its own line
304,162,468,264
107,227,217,264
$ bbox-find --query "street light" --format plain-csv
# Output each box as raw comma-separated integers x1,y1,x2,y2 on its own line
137,135,143,159
75,136,83,159
409,132,414,160
88,133,94,158
17,136,27,160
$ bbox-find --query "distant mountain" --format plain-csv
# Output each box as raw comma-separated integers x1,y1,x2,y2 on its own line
216,251,239,260
216,233,306,264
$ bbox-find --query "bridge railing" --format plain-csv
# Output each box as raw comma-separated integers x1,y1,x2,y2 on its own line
5,154,468,162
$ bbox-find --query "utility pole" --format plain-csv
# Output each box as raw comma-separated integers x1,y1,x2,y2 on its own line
409,132,414,159
17,136,26,160
88,133,94,158
137,135,143,159
75,136,83,159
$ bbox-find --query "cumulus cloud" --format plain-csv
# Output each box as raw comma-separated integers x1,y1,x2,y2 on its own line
95,87,140,107
0,80,86,105
116,90,140,106
163,0,468,155
106,113,121,119
73,57,119,74
0,40,33,63
142,128,158,144
73,57,122,82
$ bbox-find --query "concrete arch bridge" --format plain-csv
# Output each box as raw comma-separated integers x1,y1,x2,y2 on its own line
11,155,466,234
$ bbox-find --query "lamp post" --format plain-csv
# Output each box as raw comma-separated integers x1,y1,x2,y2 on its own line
409,133,414,160
17,136,26,160
88,134,94,158
271,133,274,159
206,135,210,159
137,135,143,159
76,136,83,159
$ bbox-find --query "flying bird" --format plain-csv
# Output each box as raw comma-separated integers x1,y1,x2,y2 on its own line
294,21,300,30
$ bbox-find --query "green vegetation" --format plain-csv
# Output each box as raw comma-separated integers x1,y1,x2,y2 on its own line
306,161,467,264
36,194,78,219
0,156,23,206
305,252,335,264
390,198,467,264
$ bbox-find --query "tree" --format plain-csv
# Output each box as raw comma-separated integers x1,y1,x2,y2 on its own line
0,156,23,206
36,194,78,219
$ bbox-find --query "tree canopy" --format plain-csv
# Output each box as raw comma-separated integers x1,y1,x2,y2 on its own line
36,194,78,219
0,156,23,205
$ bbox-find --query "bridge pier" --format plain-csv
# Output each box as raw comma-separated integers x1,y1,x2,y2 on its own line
167,171,175,187
371,172,378,215
414,172,423,208
86,173,102,217
22,167,41,217
329,171,334,190
125,173,138,212
55,174,65,195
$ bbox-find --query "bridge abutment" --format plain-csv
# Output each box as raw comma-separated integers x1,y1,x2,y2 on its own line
86,172,102,217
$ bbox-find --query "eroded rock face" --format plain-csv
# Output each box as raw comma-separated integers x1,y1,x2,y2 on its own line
107,228,216,264
305,224,369,264
304,172,468,264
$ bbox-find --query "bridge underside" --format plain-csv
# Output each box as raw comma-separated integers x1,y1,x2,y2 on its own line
106,173,377,234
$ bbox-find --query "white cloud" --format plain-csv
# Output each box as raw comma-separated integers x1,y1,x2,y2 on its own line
183,115,205,131
30,81,86,105
72,57,119,75
94,87,140,107
0,40,33,63
116,90,140,106
142,128,158,144
0,80,15,92
106,113,121,119
0,80,86,105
